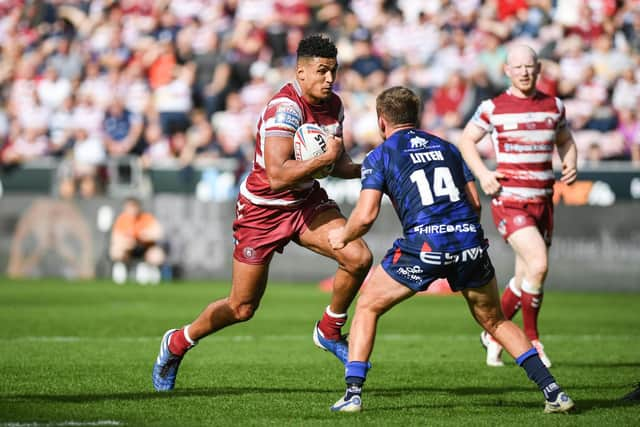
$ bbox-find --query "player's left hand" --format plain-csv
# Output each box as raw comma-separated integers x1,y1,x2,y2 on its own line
328,226,347,250
560,162,577,185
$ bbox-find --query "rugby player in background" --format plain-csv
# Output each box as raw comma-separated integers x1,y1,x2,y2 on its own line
458,44,578,368
152,34,372,391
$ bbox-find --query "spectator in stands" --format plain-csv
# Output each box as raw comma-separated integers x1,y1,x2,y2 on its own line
348,27,385,91
99,28,131,71
589,33,633,87
103,97,144,158
179,109,216,166
110,197,166,285
211,91,254,162
58,126,106,199
2,126,49,166
565,3,606,47
477,31,509,90
193,30,231,117
140,120,175,169
37,66,72,111
46,37,84,82
71,92,104,136
16,88,50,135
119,61,152,115
423,69,474,132
617,108,640,163
48,95,75,156
612,68,640,112
556,35,590,96
154,65,193,138
78,60,112,110
566,65,616,131
239,61,273,120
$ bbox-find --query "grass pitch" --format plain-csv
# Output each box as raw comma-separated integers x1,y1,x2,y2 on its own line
0,278,639,426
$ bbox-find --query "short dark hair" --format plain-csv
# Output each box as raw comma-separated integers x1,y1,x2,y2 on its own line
376,86,420,127
297,34,337,60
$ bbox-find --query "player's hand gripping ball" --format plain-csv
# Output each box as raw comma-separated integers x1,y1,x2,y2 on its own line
293,123,335,179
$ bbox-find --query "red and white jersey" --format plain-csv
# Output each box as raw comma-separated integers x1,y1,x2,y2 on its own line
470,90,568,202
240,80,343,207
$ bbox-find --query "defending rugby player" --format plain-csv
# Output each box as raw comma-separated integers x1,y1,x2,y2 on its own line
327,86,574,414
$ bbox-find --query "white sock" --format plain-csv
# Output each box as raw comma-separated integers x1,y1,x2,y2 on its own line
521,279,542,295
184,324,196,346
507,277,522,297
326,305,347,318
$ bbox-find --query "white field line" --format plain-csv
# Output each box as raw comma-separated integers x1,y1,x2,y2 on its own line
3,334,639,343
0,421,122,427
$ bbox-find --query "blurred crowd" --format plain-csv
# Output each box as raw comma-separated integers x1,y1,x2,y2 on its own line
0,0,639,199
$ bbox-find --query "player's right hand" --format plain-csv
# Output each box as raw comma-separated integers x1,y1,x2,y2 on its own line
328,226,347,250
479,170,504,197
323,135,344,164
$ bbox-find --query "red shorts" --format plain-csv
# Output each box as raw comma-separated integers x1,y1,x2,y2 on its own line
490,198,554,245
232,186,339,264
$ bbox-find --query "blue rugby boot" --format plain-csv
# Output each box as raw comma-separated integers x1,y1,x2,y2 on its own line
313,321,349,365
152,329,183,391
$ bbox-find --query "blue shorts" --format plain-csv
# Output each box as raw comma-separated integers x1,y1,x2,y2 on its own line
381,239,495,292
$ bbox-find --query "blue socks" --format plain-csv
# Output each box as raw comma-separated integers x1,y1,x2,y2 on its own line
344,361,369,397
517,348,561,401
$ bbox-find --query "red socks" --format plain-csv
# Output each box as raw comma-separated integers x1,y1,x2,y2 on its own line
318,306,347,340
501,278,521,320
168,327,196,356
521,290,544,341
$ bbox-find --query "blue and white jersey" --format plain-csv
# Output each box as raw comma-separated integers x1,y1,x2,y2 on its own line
361,128,485,252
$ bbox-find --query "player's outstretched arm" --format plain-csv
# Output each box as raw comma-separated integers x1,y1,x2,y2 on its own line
330,149,361,179
458,123,504,197
555,126,578,185
328,189,382,250
264,135,343,191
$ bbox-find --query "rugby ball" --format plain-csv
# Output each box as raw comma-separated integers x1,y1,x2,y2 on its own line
293,123,334,179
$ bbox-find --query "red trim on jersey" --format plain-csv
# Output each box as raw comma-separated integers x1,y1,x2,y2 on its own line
491,91,560,115
421,242,432,252
498,161,552,172
392,247,402,264
502,177,555,189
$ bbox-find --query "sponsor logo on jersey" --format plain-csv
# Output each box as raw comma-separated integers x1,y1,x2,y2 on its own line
503,143,550,153
419,245,484,265
397,265,423,282
275,111,299,127
243,247,255,259
361,168,373,180
409,136,429,149
413,223,477,234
